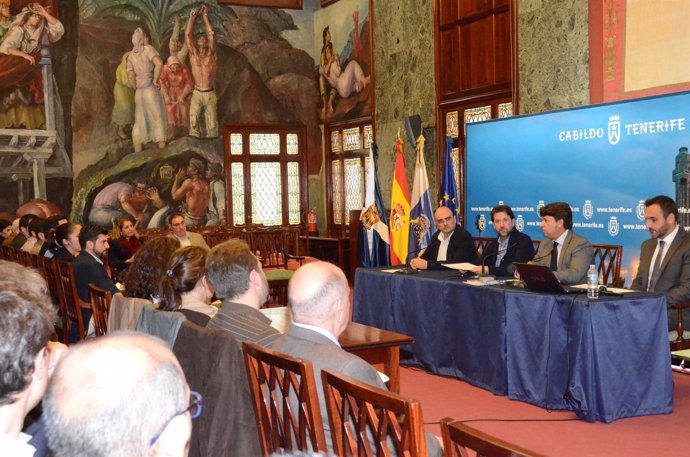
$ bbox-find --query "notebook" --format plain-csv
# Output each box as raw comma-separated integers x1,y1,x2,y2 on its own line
512,262,582,294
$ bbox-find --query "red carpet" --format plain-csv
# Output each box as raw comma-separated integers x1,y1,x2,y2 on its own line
398,366,689,456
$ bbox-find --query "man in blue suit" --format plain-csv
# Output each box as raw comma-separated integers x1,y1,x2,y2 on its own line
474,204,534,276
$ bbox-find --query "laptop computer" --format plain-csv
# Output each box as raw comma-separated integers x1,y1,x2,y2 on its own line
512,262,582,294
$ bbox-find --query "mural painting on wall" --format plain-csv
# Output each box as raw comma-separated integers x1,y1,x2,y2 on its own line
314,0,372,124
64,0,321,228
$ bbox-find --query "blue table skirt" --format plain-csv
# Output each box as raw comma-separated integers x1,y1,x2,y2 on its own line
353,268,673,422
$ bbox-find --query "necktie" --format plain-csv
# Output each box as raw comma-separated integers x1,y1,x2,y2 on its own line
648,240,665,292
550,241,558,271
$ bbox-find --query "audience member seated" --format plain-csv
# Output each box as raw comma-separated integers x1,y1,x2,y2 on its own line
271,261,443,456
72,226,118,338
168,212,209,250
158,246,217,327
11,214,35,249
37,215,65,258
108,216,144,282
410,206,477,270
43,332,196,457
23,217,44,254
123,236,181,303
205,239,281,345
0,218,12,244
0,260,68,457
50,223,81,262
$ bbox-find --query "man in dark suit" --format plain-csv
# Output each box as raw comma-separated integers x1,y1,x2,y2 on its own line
532,201,593,284
473,204,534,276
271,261,442,456
631,195,690,330
409,206,477,270
73,225,118,338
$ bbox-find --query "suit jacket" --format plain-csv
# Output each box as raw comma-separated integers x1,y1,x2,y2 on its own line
533,230,593,285
480,228,534,276
632,228,690,313
420,225,478,269
169,231,210,250
72,251,118,303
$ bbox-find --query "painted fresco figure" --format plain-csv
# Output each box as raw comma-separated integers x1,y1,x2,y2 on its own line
89,177,164,228
321,42,369,99
319,26,336,118
158,55,193,140
126,27,167,152
111,51,135,140
169,14,189,64
171,158,211,227
0,0,14,40
0,3,63,65
185,5,218,138
205,162,225,226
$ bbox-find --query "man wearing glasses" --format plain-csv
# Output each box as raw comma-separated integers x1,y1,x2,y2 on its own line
43,332,201,457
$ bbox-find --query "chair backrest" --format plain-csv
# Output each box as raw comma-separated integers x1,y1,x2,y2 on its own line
88,283,113,336
441,417,546,457
321,368,427,457
242,341,327,456
55,260,84,343
473,237,494,256
591,243,623,286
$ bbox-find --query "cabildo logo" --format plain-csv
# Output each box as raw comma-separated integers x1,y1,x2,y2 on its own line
559,115,685,145
583,200,593,220
537,200,544,212
608,115,620,145
516,215,524,232
608,216,619,236
637,200,645,221
477,214,487,232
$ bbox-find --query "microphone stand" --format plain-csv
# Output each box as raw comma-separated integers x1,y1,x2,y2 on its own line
478,242,518,280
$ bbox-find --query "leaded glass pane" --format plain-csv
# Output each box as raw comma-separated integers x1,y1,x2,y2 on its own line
464,106,492,124
343,127,361,151
363,125,373,149
286,133,299,155
446,111,459,137
230,133,243,155
249,133,280,155
451,148,461,199
498,102,513,118
344,158,363,216
250,162,282,225
287,162,300,224
231,163,245,225
331,130,342,153
332,160,343,224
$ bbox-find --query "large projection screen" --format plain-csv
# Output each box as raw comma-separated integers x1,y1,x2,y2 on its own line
465,91,690,283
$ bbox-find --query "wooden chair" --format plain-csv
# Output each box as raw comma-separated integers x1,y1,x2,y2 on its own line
321,368,427,457
591,243,623,286
88,283,113,336
0,244,14,261
441,417,547,457
251,227,304,306
473,237,494,257
55,260,85,343
242,341,327,456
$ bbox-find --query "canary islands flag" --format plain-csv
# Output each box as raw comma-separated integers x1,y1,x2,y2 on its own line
408,134,434,256
389,137,410,265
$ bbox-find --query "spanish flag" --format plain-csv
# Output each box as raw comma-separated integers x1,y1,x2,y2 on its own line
389,137,411,265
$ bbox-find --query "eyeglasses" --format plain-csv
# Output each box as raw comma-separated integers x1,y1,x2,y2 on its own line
149,390,203,447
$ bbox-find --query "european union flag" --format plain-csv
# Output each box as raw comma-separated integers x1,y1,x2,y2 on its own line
440,138,461,222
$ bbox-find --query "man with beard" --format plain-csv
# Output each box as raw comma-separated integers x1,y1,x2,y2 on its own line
632,195,690,330
204,239,280,346
171,158,211,227
185,5,218,138
159,55,193,140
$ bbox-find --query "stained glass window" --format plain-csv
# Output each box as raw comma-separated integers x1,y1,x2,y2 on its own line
230,133,243,155
231,163,245,225
451,148,461,198
446,111,459,138
344,158,364,215
287,162,300,224
331,130,342,153
286,133,298,155
332,160,343,224
464,106,492,124
343,127,361,151
363,124,373,149
249,133,280,155
498,102,513,118
250,162,282,225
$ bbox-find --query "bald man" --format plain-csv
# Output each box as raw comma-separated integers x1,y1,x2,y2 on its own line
43,333,196,457
410,206,477,270
271,261,442,456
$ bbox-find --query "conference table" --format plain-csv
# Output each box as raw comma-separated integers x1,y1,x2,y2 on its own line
353,268,673,423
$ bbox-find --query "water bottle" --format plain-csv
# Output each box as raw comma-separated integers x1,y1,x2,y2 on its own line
587,264,599,299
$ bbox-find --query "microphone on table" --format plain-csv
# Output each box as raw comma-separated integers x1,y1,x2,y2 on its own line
531,248,554,263
479,242,518,277
508,248,554,278
397,238,441,274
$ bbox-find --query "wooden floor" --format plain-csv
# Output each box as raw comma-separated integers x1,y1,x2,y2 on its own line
398,366,689,457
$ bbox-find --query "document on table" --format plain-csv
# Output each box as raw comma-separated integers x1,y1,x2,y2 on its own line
569,284,636,294
442,262,478,271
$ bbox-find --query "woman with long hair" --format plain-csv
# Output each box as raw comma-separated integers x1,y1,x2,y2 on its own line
108,217,143,282
158,246,217,326
51,223,81,262
123,236,179,302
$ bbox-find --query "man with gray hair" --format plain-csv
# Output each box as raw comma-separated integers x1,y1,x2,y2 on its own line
43,332,197,457
205,239,280,345
271,261,442,456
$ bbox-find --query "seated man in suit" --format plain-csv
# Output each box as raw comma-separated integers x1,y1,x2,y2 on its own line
205,239,281,346
271,261,443,456
409,206,477,270
168,212,210,250
73,225,119,339
631,195,690,330
471,204,534,276
532,201,593,284
43,333,194,457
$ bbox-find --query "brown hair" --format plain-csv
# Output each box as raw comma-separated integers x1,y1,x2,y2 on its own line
124,237,180,299
158,246,207,311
